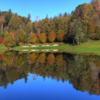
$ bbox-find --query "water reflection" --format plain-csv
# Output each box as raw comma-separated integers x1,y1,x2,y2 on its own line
0,51,100,96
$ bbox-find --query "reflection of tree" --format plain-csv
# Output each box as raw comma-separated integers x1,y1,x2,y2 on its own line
5,68,19,83
37,53,46,63
47,53,55,65
1,52,100,95
4,51,15,65
29,53,36,63
56,54,63,65
17,55,23,68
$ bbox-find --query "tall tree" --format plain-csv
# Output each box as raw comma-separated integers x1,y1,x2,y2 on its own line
5,9,12,26
18,29,25,43
8,14,21,30
57,30,64,42
70,18,84,45
26,22,32,43
0,13,5,32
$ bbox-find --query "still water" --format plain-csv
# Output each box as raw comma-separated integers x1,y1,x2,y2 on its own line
0,51,100,100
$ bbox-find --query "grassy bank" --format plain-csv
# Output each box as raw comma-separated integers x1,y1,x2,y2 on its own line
0,45,7,54
12,41,100,55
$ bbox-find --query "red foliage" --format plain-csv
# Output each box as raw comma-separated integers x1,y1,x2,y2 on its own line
0,54,4,60
2,38,6,44
0,37,2,44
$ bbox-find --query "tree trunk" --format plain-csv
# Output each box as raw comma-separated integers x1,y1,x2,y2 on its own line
1,23,3,32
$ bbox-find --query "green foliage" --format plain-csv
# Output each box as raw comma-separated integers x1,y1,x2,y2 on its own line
1,0,100,45
26,22,32,35
5,9,12,25
70,18,84,45
8,14,21,30
57,30,64,42
5,36,15,49
18,29,25,43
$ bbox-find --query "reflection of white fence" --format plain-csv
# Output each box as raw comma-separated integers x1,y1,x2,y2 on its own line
41,49,58,52
53,44,59,46
22,50,28,51
53,49,58,51
31,49,39,51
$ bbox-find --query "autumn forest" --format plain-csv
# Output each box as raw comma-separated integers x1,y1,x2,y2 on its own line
0,0,100,48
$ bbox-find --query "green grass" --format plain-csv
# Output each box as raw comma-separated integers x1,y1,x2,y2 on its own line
0,44,7,53
13,44,70,51
0,40,100,55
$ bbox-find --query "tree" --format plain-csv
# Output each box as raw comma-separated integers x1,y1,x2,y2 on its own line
8,14,21,43
8,14,21,30
48,31,56,43
30,33,37,44
70,18,84,45
5,36,15,50
26,21,32,35
0,15,5,32
18,29,25,43
26,22,32,43
39,33,46,43
5,9,12,26
57,30,64,42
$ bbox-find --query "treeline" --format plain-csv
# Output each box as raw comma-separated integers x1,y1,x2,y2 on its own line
0,0,100,46
0,52,100,95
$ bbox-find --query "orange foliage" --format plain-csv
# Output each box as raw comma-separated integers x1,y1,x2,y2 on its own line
8,56,13,66
29,53,36,63
30,33,37,43
10,32,15,40
88,23,96,34
39,33,46,43
2,38,6,44
56,54,64,65
0,54,4,60
57,30,64,42
48,31,56,43
47,54,55,65
37,53,46,63
88,3,93,9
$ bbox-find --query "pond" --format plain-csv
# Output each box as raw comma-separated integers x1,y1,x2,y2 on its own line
0,51,100,100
